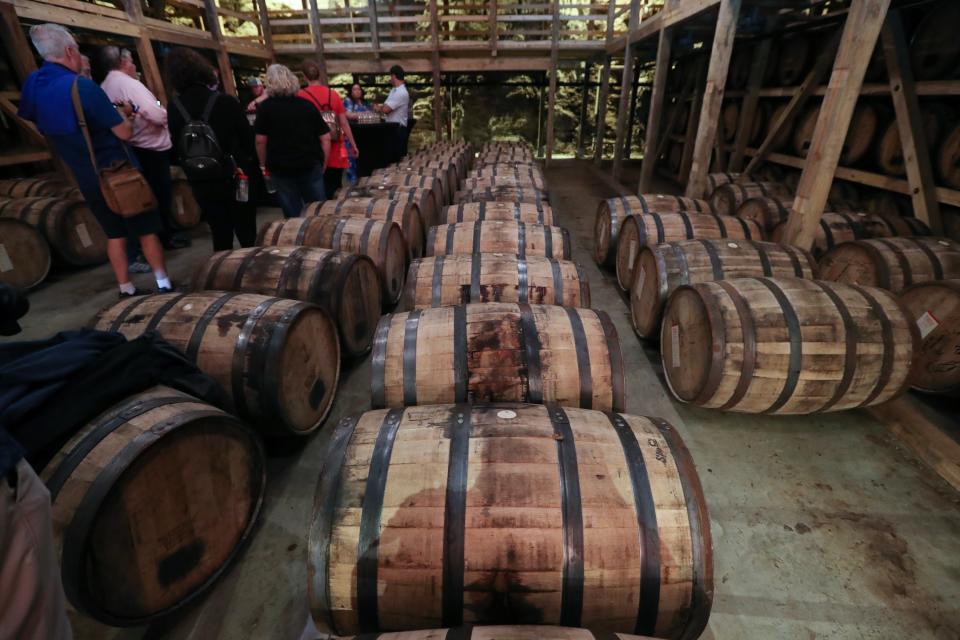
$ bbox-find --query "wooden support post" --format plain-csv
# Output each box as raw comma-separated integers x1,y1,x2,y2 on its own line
713,103,727,172
429,0,442,139
625,57,642,160
256,0,275,55
729,30,774,171
638,24,673,193
203,0,237,96
489,0,497,57
369,0,381,59
685,0,741,199
741,29,840,177
0,2,36,84
881,9,942,232
307,0,328,82
537,80,545,156
576,62,591,158
545,0,561,164
680,59,707,184
781,0,892,250
612,0,641,181
593,3,617,165
120,0,167,104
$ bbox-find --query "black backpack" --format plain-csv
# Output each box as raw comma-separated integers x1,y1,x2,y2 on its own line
173,94,232,181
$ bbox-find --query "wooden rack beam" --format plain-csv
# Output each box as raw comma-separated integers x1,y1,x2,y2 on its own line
638,17,673,193
544,0,561,164
612,0,640,180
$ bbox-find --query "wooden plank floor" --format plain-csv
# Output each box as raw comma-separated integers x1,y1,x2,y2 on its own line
15,159,959,640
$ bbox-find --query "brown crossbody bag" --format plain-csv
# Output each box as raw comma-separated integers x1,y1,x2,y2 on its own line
71,78,157,217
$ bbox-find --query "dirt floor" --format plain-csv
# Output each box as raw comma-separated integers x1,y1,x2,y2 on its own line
12,159,960,640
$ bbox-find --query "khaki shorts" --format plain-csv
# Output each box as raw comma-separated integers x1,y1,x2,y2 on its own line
0,459,72,640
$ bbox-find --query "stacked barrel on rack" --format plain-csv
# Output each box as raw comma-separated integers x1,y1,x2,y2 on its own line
594,172,960,413
307,141,715,640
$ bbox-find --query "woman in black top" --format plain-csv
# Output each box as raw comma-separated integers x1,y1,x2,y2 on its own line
165,47,259,251
254,64,331,218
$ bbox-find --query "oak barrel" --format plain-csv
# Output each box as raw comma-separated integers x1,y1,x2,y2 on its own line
765,103,794,151
359,174,445,216
257,216,408,304
772,211,868,257
427,221,570,259
169,166,202,229
705,172,741,197
709,182,791,217
468,164,544,179
736,196,794,234
0,218,51,290
400,253,589,310
0,196,107,265
630,239,817,339
399,157,464,184
339,184,438,229
875,107,942,177
442,201,555,225
371,303,623,410
308,404,711,638
818,236,960,293
192,246,382,357
309,197,425,259
594,194,714,267
614,213,763,291
0,177,73,198
938,122,960,190
777,35,810,86
899,279,960,394
462,175,548,191
661,277,917,413
93,292,340,436
793,103,877,165
910,0,960,81
384,164,456,203
339,627,656,640
42,386,265,625
455,187,549,206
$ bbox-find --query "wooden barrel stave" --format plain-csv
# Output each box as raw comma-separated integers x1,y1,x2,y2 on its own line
661,277,917,413
0,196,108,265
257,216,408,304
899,279,960,394
818,236,960,293
442,201,555,225
705,172,741,198
427,221,570,259
308,404,711,638
614,213,764,291
0,218,51,290
370,304,624,410
0,177,73,198
192,246,382,357
630,239,817,339
399,253,590,310
41,386,265,625
93,292,340,436
310,197,426,259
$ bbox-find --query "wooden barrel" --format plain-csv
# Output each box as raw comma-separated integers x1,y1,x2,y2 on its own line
818,236,960,293
462,175,548,191
0,196,107,266
339,627,656,640
400,254,589,310
427,221,570,259
793,103,877,165
710,182,791,217
721,101,739,143
875,107,942,177
388,164,457,202
455,187,549,205
309,404,710,638
937,122,960,190
899,279,960,394
630,239,817,339
257,216,408,304
706,172,741,197
871,213,931,236
735,196,794,234
728,48,751,89
614,213,764,290
773,212,932,257
359,174,445,216
309,197,425,259
661,277,917,413
442,201,555,225
0,218,51,290
371,304,623,409
93,292,340,436
339,184,439,229
192,246,381,357
0,177,72,198
401,157,464,182
169,166,202,229
765,103,794,151
593,194,715,267
777,36,810,86
910,0,960,81
41,386,265,625
469,165,544,179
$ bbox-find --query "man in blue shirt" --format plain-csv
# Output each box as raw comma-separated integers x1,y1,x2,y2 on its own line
18,24,172,298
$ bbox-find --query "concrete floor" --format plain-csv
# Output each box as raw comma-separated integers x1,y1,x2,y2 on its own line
10,160,960,640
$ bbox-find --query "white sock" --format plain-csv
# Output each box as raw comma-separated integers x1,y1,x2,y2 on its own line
119,281,136,295
156,275,172,290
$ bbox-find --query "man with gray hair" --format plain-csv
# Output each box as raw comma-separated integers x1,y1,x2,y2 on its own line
18,24,172,298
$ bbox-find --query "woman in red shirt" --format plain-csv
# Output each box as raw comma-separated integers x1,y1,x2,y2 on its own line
298,60,358,199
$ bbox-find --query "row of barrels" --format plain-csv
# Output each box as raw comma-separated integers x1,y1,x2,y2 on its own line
306,141,714,640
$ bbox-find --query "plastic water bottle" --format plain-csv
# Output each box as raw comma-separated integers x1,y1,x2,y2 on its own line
235,169,249,203
263,168,277,194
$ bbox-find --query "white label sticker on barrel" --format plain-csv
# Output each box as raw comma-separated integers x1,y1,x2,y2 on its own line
939,240,951,247
497,410,517,420
176,195,185,215
727,242,739,249
635,266,645,301
0,245,12,273
76,223,92,248
628,240,637,270
671,324,680,369
917,311,940,339
183,303,193,311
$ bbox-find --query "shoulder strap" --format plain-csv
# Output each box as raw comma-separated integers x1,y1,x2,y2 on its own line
172,96,192,122
302,87,324,111
71,78,100,173
322,86,333,110
201,92,219,122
